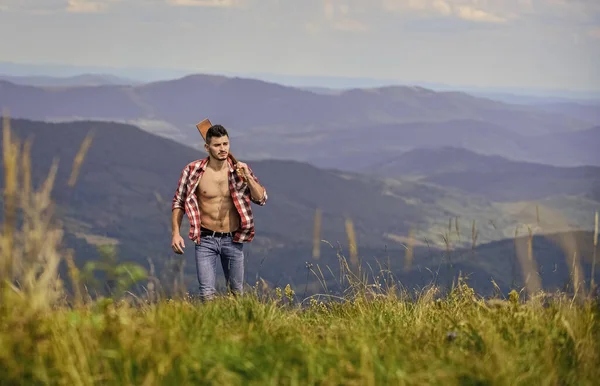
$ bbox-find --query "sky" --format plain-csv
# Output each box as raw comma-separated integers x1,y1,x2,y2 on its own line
0,0,599,92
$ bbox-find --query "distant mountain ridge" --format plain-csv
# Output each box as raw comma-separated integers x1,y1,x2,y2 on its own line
3,61,599,101
308,121,600,171
1,72,598,171
0,73,592,136
371,146,600,175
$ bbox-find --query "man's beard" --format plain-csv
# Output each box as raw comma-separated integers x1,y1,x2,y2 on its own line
212,150,228,160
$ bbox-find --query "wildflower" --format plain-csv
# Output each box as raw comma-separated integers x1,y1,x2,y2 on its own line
284,284,295,303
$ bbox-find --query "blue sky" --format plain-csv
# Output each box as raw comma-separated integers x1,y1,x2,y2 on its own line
0,0,599,91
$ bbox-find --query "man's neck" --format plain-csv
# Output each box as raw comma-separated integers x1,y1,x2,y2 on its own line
207,156,229,172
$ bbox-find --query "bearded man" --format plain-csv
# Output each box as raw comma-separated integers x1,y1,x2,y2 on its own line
171,124,267,300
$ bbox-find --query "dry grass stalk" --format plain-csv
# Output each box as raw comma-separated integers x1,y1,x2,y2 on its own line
21,139,34,208
455,216,460,239
595,211,599,248
65,249,83,306
2,111,18,281
591,211,598,290
513,224,541,296
512,224,520,287
0,114,93,311
570,251,582,297
403,227,414,272
527,226,533,261
312,208,322,260
68,130,94,187
345,217,358,267
546,225,586,297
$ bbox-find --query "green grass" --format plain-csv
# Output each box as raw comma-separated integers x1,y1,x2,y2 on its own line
1,286,599,385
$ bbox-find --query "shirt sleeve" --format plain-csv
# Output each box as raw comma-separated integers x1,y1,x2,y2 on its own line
172,164,190,211
247,166,267,206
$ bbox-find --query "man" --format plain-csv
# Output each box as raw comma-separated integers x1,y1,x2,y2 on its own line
171,124,267,300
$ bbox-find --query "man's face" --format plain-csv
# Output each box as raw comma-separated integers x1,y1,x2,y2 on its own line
205,135,229,160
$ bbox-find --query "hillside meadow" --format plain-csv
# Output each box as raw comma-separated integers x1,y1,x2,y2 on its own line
1,115,600,385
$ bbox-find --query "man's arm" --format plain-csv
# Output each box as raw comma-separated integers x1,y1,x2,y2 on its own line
238,162,267,205
172,164,190,212
247,172,266,204
171,208,186,254
172,208,185,237
171,165,189,254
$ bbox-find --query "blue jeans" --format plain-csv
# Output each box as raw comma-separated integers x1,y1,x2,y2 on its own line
194,235,245,301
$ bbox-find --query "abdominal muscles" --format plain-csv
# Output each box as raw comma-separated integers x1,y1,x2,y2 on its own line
196,172,240,232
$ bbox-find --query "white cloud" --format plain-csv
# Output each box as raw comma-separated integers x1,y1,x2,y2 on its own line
432,0,451,16
381,0,513,22
381,0,434,12
321,0,370,32
379,0,600,23
456,5,506,23
67,0,110,13
166,0,245,7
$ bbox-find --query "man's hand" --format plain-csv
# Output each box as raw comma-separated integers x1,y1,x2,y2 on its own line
171,234,185,254
236,161,250,181
235,161,266,203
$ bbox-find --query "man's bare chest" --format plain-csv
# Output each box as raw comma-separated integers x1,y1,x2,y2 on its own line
196,170,230,199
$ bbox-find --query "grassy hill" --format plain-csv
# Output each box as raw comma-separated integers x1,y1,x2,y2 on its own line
2,276,598,385
1,117,598,297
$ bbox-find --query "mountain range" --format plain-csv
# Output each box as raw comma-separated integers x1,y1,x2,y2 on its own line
1,74,599,170
371,146,600,202
3,61,599,101
1,117,598,297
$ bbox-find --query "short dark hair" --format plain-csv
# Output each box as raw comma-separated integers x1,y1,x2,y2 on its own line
205,124,229,144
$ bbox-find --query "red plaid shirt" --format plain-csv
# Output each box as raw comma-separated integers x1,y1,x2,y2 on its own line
172,156,267,244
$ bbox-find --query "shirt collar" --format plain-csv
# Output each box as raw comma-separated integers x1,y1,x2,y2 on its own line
227,156,236,173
